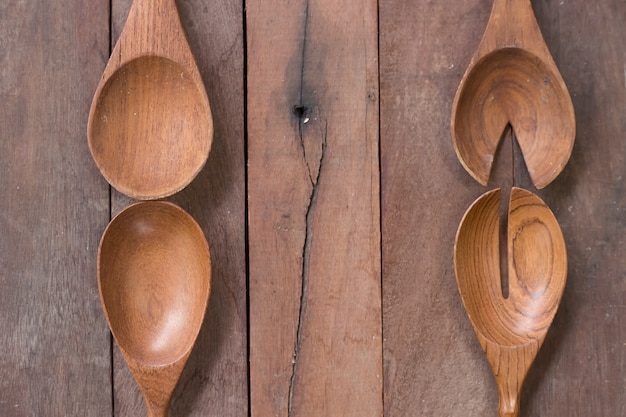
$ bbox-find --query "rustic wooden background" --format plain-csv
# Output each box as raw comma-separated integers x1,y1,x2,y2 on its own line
1,0,624,416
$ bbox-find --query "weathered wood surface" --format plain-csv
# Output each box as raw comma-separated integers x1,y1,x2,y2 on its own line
1,0,625,416
380,0,625,416
537,1,626,414
0,0,111,415
246,0,382,416
110,1,247,416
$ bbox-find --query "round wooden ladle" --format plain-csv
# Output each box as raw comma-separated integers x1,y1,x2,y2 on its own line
451,0,575,189
98,201,211,417
454,187,567,417
88,0,212,200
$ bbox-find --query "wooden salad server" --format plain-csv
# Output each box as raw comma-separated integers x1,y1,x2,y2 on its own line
98,201,211,417
451,0,575,189
88,0,212,200
454,187,567,417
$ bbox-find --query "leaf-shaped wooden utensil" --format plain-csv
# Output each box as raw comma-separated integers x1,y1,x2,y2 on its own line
88,0,212,200
98,201,211,416
451,0,575,189
454,187,567,417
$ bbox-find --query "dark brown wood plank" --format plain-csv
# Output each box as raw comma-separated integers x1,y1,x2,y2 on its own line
525,1,626,415
0,1,111,415
109,1,247,416
380,1,494,415
246,0,382,416
380,0,626,416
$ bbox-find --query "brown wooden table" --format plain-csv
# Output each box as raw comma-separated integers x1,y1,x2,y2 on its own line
1,1,624,416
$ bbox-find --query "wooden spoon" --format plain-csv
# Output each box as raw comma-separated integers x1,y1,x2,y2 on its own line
98,201,211,417
88,0,212,200
454,187,567,417
451,0,575,189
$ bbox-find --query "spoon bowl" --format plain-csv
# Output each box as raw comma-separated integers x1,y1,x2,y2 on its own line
98,201,211,416
88,0,212,200
451,0,575,189
454,187,567,417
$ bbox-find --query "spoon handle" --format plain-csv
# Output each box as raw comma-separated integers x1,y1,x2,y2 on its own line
143,391,171,417
485,341,538,417
146,405,168,417
481,0,547,56
113,0,188,64
143,387,171,417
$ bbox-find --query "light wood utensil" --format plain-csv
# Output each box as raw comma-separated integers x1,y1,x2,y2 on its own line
451,0,575,189
88,0,212,200
454,187,567,417
98,201,211,417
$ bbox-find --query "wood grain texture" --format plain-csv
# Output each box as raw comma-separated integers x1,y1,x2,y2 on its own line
99,201,212,417
525,0,626,415
380,1,495,416
381,0,626,416
89,0,213,200
451,0,575,190
0,0,111,415
110,1,247,416
455,187,567,417
1,1,625,416
246,0,382,416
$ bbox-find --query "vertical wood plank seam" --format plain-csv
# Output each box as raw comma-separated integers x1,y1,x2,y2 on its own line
107,1,115,416
374,1,384,414
242,0,251,416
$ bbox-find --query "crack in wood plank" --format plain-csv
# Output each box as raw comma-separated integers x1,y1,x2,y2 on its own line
288,2,310,413
289,117,328,416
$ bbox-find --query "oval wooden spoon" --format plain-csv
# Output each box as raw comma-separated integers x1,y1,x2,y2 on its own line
451,0,575,189
88,0,212,200
98,201,211,417
454,187,567,417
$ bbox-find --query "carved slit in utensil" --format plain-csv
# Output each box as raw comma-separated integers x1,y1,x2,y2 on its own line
491,125,534,299
451,0,575,189
454,187,567,417
491,124,515,299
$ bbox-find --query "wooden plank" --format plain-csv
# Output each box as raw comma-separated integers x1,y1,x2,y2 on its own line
109,1,247,416
380,1,494,415
247,1,382,416
0,0,112,415
525,1,626,415
380,0,626,416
